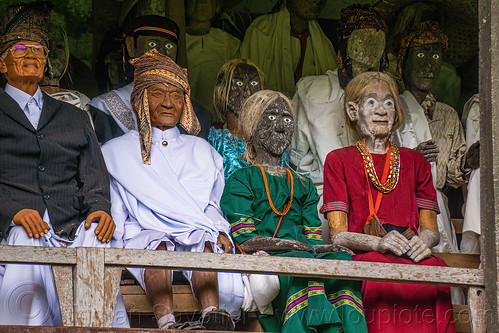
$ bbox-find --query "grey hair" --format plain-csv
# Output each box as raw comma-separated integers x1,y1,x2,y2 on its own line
238,89,294,164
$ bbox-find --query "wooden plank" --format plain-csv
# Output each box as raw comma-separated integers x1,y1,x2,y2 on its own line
122,285,200,315
103,266,122,327
434,253,481,269
467,287,486,332
106,249,484,287
74,247,105,327
453,305,471,333
0,245,76,264
122,284,193,295
51,265,74,326
478,0,499,330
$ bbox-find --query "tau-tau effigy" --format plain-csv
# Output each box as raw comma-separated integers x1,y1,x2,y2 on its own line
240,0,337,97
221,89,368,333
102,49,243,331
208,58,291,180
185,0,241,122
0,1,128,327
88,15,212,144
291,4,387,239
323,71,456,332
392,21,478,254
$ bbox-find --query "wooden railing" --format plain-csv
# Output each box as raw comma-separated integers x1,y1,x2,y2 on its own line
0,245,485,331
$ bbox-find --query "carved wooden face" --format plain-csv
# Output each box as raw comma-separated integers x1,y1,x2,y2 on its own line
0,41,47,85
347,81,396,139
227,63,261,117
347,28,386,73
286,0,327,20
403,45,443,93
253,98,294,157
126,35,177,61
146,83,184,129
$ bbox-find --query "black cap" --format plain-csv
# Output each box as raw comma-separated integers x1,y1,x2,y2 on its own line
131,15,179,44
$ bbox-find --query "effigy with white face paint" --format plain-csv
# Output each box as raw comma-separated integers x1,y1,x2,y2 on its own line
322,71,455,332
221,89,369,333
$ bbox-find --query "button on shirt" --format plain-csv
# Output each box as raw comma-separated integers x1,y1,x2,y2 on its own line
4,84,47,226
5,83,44,130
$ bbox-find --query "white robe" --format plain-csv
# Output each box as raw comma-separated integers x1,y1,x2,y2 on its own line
101,127,244,317
460,94,480,254
290,69,358,241
0,213,129,327
393,90,459,254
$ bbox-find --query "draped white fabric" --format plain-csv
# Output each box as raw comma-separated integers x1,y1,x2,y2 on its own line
0,212,129,327
102,127,244,317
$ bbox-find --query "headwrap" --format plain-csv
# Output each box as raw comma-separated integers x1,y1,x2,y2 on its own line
130,48,200,165
395,21,448,83
337,5,388,89
130,15,179,45
0,1,53,55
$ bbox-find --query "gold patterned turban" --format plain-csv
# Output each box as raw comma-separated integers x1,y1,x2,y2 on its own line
395,21,448,83
130,48,200,164
0,1,53,55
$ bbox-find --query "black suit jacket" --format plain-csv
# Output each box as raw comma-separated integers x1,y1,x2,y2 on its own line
0,88,111,240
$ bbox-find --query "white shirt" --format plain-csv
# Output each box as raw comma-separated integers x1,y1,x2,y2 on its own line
5,83,44,129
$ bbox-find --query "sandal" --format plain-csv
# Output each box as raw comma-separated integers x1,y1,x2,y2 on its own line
201,308,235,331
169,320,205,330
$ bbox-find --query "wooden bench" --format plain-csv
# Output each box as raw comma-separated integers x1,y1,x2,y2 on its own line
121,252,481,332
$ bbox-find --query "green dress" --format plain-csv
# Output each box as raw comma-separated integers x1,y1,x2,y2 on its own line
221,166,368,333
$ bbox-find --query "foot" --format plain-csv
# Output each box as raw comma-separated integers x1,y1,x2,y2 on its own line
201,308,235,331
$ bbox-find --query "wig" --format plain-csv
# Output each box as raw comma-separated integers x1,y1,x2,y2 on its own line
212,58,264,123
238,89,294,164
343,71,403,132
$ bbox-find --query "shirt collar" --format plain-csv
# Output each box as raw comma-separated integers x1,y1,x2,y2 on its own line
5,83,44,111
151,126,181,141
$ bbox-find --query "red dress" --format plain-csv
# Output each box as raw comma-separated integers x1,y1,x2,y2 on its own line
322,146,455,333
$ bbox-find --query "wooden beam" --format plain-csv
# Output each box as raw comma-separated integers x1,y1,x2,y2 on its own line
478,0,499,330
51,265,74,326
0,246,484,287
103,267,122,327
467,287,486,332
433,253,480,269
74,247,105,327
0,245,76,264
105,249,484,287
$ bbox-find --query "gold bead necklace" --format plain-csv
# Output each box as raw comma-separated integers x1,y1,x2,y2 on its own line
356,140,400,194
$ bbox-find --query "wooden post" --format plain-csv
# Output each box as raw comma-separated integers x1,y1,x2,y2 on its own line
478,0,499,330
103,266,123,327
51,266,74,326
74,247,105,327
467,287,486,332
